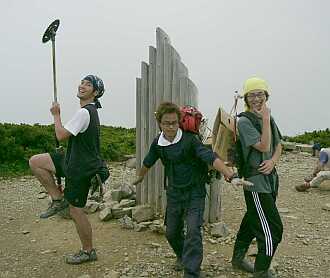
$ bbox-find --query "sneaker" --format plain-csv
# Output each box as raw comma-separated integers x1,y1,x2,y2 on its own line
65,249,97,265
40,198,69,219
295,182,311,192
173,257,184,271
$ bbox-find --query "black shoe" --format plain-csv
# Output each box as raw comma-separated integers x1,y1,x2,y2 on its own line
40,198,69,219
65,249,97,264
173,257,184,271
232,248,254,273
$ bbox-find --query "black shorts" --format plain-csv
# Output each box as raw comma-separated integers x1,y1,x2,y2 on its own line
50,151,92,208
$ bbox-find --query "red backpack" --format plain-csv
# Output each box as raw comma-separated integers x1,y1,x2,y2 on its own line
180,105,203,134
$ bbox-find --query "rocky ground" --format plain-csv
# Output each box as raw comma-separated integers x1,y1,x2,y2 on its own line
1,151,330,278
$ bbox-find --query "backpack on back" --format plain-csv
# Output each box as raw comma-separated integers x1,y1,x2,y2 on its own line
179,105,203,135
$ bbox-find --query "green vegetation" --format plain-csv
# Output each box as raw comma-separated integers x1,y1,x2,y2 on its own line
0,123,135,177
283,128,330,147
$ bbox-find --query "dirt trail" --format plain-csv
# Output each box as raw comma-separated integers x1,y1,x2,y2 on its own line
1,152,330,278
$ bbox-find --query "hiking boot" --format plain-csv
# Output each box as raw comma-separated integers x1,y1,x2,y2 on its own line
295,182,311,192
231,245,254,273
173,257,184,271
65,249,97,264
40,198,69,219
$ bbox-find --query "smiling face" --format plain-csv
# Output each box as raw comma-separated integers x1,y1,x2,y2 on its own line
77,79,97,101
159,112,180,141
245,89,268,112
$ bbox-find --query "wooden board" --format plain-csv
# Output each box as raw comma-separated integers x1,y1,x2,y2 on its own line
212,107,236,162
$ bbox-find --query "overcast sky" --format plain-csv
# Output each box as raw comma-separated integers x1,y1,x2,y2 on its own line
1,0,329,136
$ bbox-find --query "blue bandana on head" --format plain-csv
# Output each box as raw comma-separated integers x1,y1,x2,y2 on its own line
83,75,105,108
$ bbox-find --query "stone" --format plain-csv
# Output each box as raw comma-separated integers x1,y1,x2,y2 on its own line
83,200,99,214
278,207,290,214
210,222,229,238
120,184,134,199
112,207,133,219
99,207,113,221
282,142,296,151
111,190,122,202
322,203,330,211
104,272,120,278
132,205,154,223
118,199,136,208
119,215,134,229
126,157,136,169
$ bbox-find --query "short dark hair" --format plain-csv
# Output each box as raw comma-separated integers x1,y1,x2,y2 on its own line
155,102,181,123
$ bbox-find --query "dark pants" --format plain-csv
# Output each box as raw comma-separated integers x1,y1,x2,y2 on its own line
234,190,283,271
165,185,205,278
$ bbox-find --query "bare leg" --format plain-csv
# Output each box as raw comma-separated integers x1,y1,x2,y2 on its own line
29,153,62,200
69,205,93,251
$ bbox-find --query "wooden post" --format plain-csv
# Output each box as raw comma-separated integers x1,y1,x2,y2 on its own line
141,62,149,204
136,78,142,205
148,46,157,207
209,177,222,223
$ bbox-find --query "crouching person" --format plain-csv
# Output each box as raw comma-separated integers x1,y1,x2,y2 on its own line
29,75,109,264
133,102,249,278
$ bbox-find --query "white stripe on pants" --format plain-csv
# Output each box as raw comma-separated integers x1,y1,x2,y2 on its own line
252,192,273,256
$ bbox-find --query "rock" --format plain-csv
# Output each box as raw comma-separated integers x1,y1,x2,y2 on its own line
278,207,290,214
112,207,133,219
77,275,91,278
296,144,313,154
111,190,122,202
37,192,48,199
282,142,296,151
119,215,134,229
83,200,99,214
134,223,148,232
210,222,229,238
22,230,30,235
322,203,330,211
99,207,113,221
118,199,136,208
126,157,136,169
40,249,57,254
132,205,154,223
120,184,134,199
104,270,120,278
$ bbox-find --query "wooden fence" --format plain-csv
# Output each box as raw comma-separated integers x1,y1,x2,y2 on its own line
136,27,222,223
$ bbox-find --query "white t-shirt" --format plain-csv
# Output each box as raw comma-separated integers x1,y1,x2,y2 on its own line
64,108,90,136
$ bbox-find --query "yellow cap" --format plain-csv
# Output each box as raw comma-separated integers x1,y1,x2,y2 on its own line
243,77,269,96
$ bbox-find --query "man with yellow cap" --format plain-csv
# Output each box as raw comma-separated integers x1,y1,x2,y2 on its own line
231,77,283,278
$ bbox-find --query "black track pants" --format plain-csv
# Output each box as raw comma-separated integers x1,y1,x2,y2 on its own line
235,190,283,271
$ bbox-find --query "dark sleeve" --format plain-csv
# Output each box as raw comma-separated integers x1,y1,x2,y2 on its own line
142,139,160,168
271,117,282,147
191,135,218,166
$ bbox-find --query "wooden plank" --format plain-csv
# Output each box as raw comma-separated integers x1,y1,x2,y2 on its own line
179,76,189,106
209,177,221,223
135,78,142,205
164,40,173,101
212,107,235,162
155,28,167,215
171,47,181,104
141,61,149,204
203,183,210,223
148,46,157,208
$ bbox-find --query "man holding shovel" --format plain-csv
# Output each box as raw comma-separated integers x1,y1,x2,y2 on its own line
29,74,109,264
